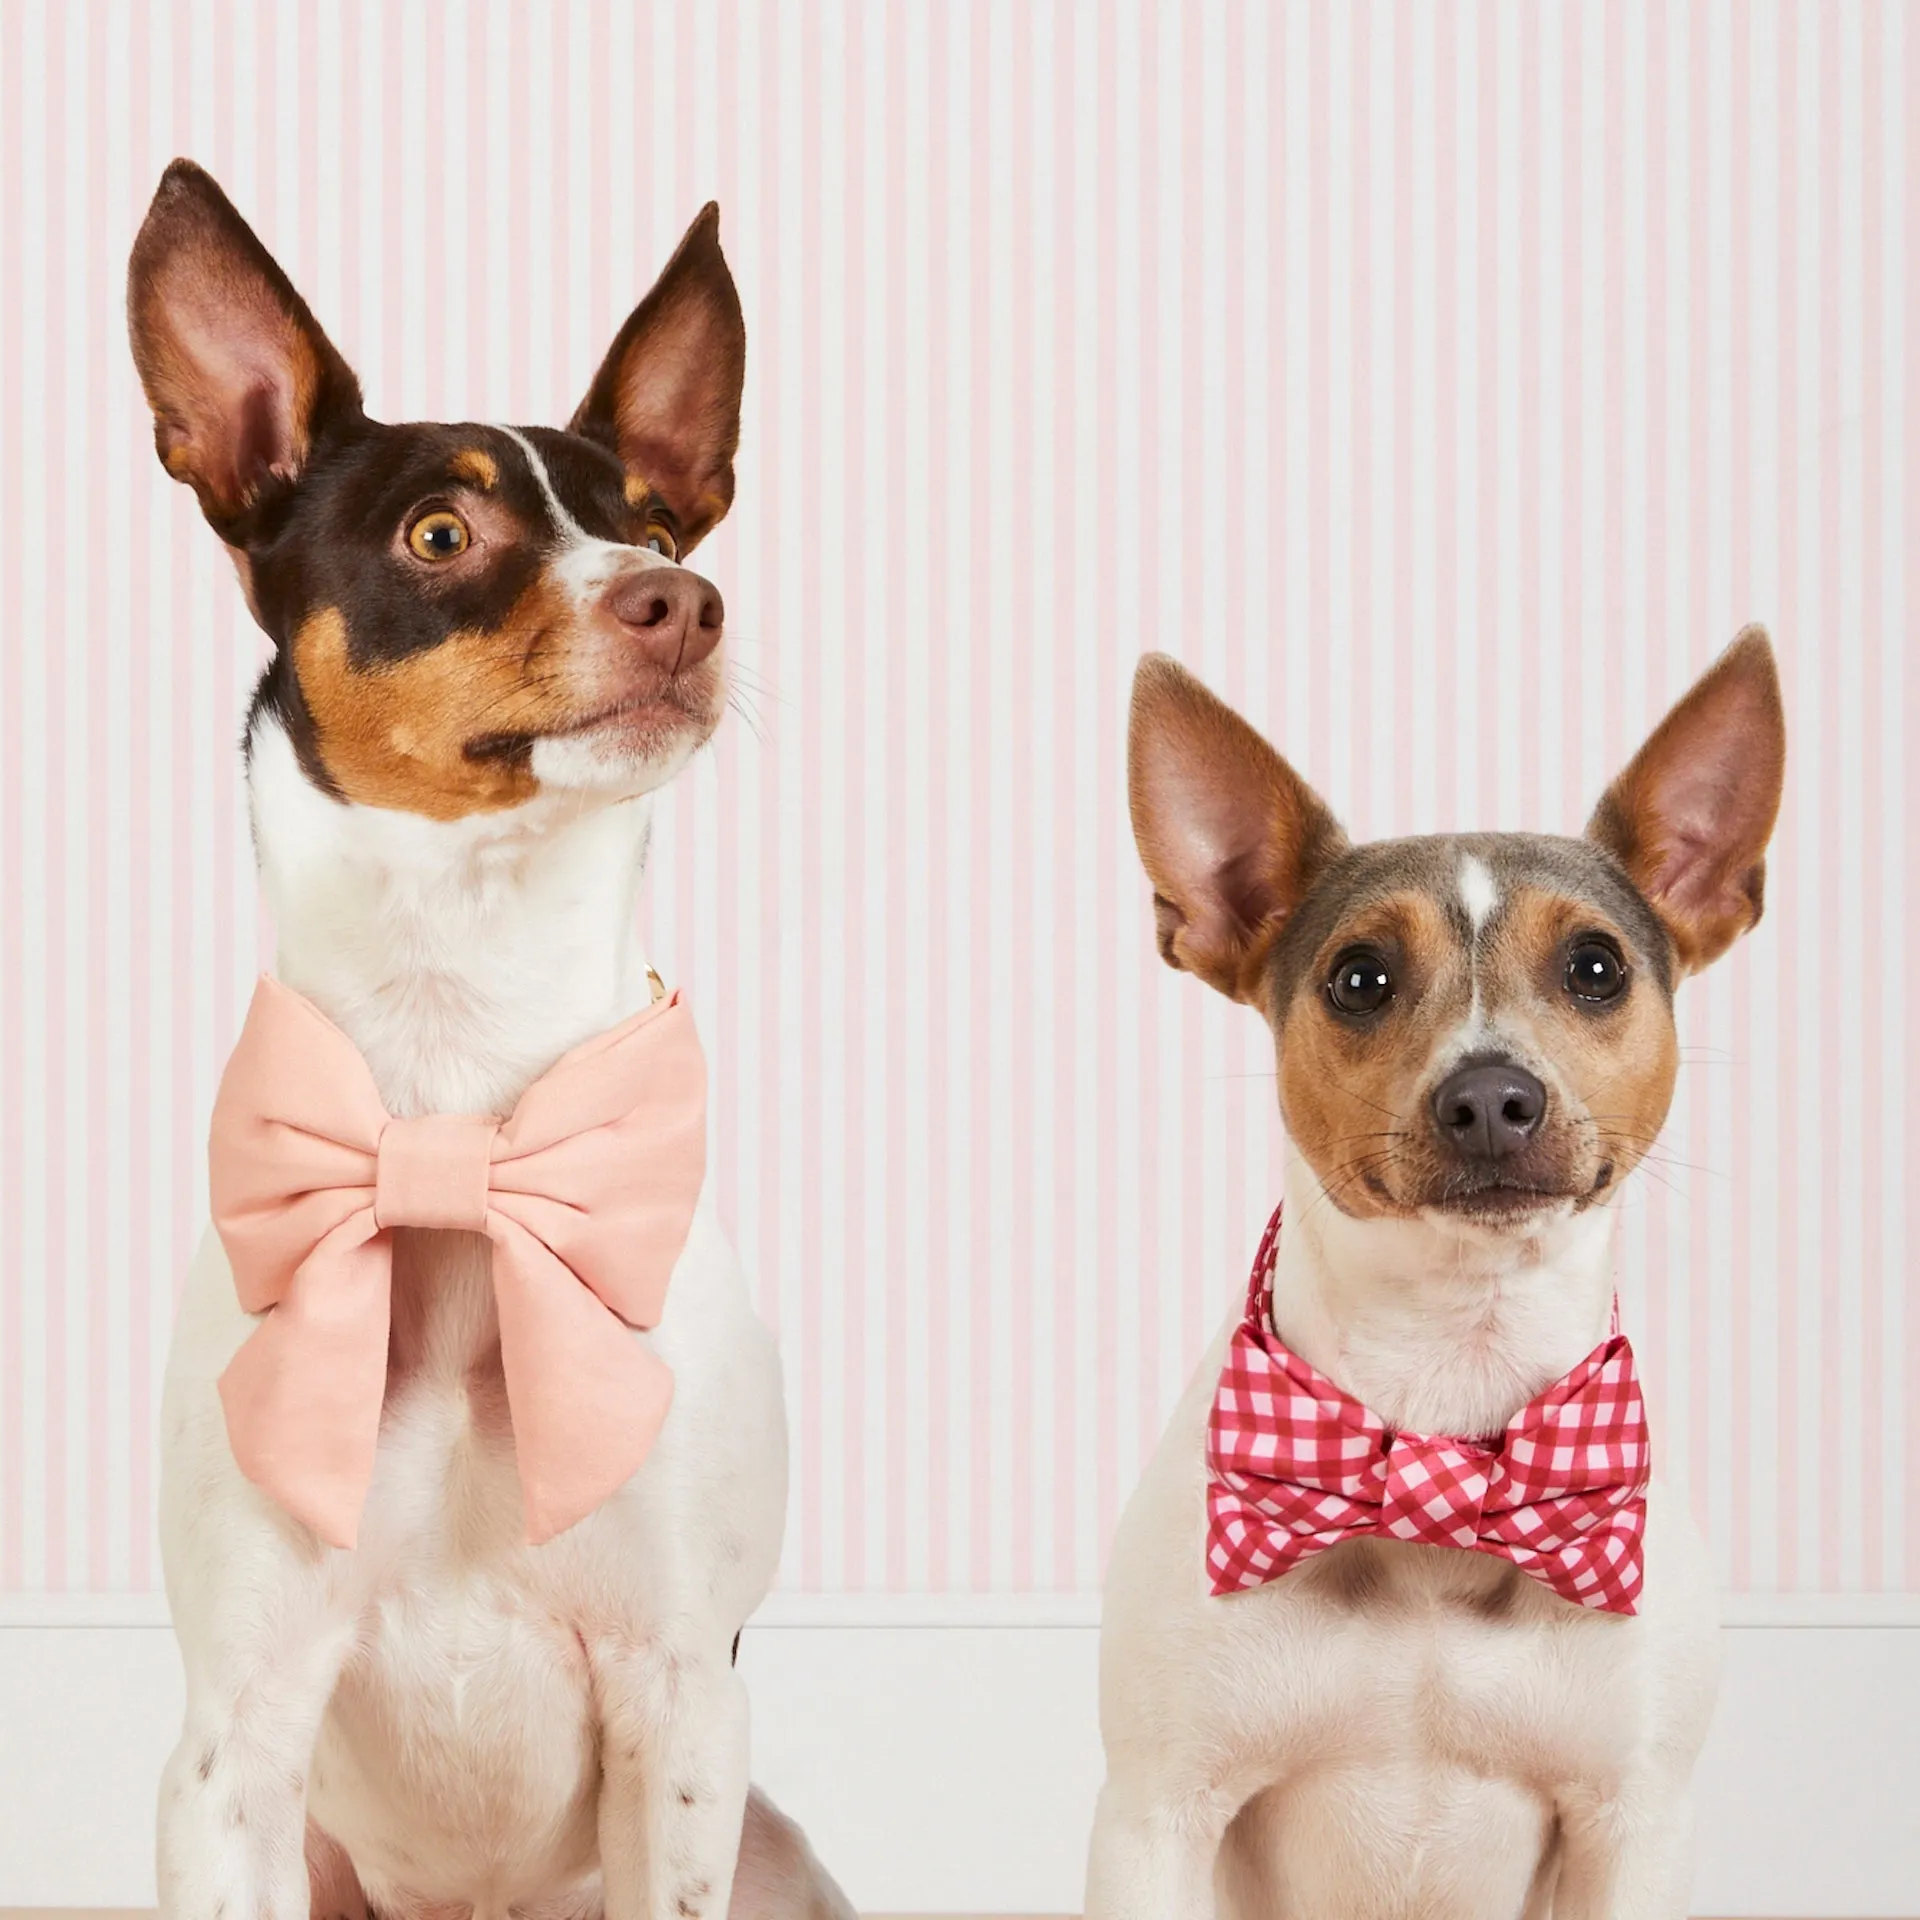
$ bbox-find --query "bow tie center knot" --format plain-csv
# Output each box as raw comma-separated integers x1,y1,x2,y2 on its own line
374,1113,499,1232
1379,1433,1496,1549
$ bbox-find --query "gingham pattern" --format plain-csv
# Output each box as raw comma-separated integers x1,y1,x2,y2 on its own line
1206,1207,1652,1614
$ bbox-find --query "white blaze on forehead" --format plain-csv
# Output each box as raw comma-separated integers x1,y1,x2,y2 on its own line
1458,853,1500,934
497,425,675,603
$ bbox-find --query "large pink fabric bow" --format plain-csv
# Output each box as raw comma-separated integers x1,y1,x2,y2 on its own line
209,976,706,1549
1207,1207,1650,1613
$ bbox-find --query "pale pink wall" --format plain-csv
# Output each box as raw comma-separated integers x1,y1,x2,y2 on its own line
0,0,1910,1598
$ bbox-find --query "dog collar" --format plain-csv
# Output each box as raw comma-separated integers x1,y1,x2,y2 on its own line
1205,1206,1651,1613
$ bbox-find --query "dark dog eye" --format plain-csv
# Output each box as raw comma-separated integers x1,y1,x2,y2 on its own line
1327,948,1393,1017
1566,939,1627,1003
407,509,470,561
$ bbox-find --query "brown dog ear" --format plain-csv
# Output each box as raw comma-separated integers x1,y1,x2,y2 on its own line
570,204,747,556
127,159,362,536
1586,626,1787,976
1128,654,1348,1005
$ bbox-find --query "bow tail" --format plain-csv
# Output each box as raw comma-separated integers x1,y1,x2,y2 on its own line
216,1216,392,1549
489,1223,676,1546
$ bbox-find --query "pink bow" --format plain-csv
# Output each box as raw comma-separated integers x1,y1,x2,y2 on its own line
1207,1208,1650,1613
209,976,706,1549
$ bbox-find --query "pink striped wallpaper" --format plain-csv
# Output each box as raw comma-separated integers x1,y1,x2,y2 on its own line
0,0,1911,1601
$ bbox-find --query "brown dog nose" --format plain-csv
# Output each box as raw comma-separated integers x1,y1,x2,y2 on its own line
603,567,724,673
1430,1058,1547,1163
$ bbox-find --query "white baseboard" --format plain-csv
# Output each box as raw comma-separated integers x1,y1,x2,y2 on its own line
1,1615,1916,1915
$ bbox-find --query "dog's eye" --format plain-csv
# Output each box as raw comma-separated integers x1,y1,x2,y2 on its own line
1566,938,1627,1004
644,522,679,560
407,510,471,561
1326,948,1393,1018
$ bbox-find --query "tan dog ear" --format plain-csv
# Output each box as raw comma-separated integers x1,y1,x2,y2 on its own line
1586,626,1787,976
127,160,362,535
1128,655,1348,1004
570,203,747,556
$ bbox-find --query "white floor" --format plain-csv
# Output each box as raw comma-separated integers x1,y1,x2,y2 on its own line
1,1609,1916,1915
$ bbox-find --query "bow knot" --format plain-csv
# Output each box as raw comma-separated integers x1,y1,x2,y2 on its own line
374,1114,498,1232
209,976,707,1550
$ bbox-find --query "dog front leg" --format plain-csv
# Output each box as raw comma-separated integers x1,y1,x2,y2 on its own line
1549,1781,1694,1920
156,1613,357,1920
1084,1774,1234,1920
594,1637,751,1920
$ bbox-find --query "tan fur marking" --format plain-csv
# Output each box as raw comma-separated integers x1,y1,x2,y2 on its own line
292,590,584,820
622,473,653,507
449,447,499,489
1276,891,1467,1220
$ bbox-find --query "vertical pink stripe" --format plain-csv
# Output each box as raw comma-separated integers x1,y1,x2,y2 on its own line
1855,0,1885,1592
796,0,824,1591
1725,0,1754,1593
125,0,156,1592
43,0,70,1591
840,0,870,1591
1773,0,1801,1591
965,0,993,1587
1907,0,1920,1595
1219,0,1250,1339
1642,0,1673,1494
1304,0,1330,789
1683,0,1715,1540
1006,0,1036,1590
880,0,909,1592
1473,0,1497,832
1815,0,1845,1591
1557,13,1583,830
1133,0,1164,1485
920,0,951,1590
1348,5,1372,823
1048,0,1081,1591
1092,0,1119,1566
1515,6,1542,828
0,0,25,1591
1433,2,1460,824
83,0,112,1590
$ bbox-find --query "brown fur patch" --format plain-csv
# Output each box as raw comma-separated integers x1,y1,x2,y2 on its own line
1485,890,1680,1196
449,446,498,489
622,472,653,507
291,595,582,819
1276,889,1467,1219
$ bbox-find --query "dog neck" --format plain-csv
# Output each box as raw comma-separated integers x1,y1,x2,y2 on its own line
247,717,662,1122
1270,1144,1619,1440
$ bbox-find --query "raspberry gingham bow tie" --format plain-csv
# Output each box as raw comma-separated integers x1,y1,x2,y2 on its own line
209,976,706,1549
1206,1207,1650,1613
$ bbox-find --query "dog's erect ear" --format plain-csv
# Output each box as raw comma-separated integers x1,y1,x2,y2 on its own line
570,203,747,556
1587,626,1786,976
1128,654,1348,1005
127,160,362,536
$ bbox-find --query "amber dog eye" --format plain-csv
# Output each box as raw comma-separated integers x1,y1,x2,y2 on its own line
1327,948,1393,1017
407,510,470,561
644,522,679,560
1566,938,1627,1004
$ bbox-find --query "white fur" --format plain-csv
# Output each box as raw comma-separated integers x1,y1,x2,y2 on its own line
1085,1144,1721,1920
157,710,826,1920
1458,851,1500,933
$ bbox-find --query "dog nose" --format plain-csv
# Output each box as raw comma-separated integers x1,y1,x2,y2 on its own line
603,568,724,673
1430,1059,1548,1162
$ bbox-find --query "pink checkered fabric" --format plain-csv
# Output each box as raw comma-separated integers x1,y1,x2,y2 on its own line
1206,1206,1651,1614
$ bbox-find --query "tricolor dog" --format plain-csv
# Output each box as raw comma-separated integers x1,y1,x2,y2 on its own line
1087,637,1785,1918
130,161,849,1920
